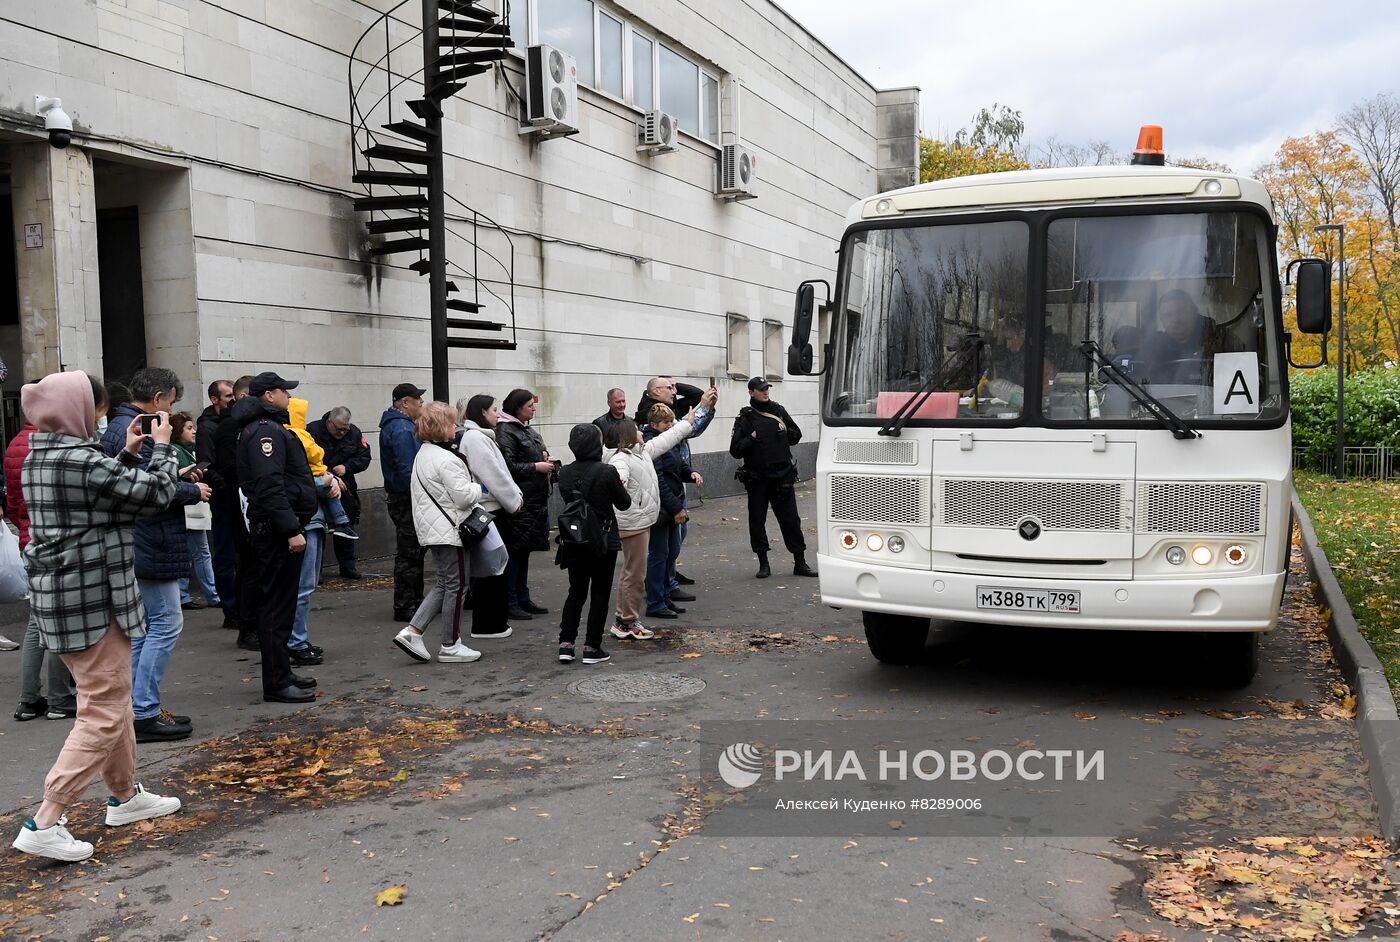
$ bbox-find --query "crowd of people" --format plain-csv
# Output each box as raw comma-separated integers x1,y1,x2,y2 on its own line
2,365,813,862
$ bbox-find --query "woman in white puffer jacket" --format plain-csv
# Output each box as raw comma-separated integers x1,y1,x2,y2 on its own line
603,411,694,639
393,402,489,665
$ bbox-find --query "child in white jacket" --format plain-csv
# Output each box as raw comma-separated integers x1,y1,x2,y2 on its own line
393,403,487,664
602,410,694,638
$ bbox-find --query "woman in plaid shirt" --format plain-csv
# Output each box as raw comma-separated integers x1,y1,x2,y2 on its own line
11,371,187,863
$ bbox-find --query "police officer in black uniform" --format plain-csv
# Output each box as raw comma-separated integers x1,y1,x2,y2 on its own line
730,377,817,580
233,372,319,704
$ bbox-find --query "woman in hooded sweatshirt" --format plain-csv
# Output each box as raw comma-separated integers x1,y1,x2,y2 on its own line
555,424,631,664
12,372,183,863
603,410,695,640
456,395,524,638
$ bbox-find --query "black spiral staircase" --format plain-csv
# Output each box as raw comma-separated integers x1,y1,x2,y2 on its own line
349,0,518,400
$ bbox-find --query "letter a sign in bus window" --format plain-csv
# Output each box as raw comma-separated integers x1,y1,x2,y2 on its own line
1213,352,1260,415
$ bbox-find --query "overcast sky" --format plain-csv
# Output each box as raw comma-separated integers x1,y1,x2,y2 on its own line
775,0,1399,174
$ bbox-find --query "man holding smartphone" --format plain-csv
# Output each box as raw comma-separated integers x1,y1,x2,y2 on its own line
100,368,212,742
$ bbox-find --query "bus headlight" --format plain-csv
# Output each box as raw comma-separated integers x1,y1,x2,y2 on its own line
839,530,858,551
1223,544,1247,566
1165,545,1186,566
1190,544,1214,566
866,533,885,552
887,535,905,554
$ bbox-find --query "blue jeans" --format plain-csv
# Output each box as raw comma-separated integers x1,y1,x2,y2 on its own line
291,528,324,650
133,579,184,721
180,531,221,606
18,611,75,711
645,523,681,614
505,549,533,607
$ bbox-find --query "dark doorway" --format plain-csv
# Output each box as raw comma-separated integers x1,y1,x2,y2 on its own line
96,206,147,386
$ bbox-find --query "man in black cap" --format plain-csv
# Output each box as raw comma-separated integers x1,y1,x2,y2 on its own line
729,377,816,579
379,382,426,621
233,372,319,704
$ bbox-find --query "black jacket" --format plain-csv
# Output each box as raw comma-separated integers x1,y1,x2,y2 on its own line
592,411,628,445
195,404,226,490
495,418,551,552
234,396,318,538
307,414,373,493
558,424,630,554
646,424,692,522
634,382,708,437
730,397,802,477
212,401,244,508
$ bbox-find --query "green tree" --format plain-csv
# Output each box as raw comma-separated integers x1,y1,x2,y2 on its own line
919,104,1030,183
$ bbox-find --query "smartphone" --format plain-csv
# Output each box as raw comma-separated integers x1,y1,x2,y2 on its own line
136,413,161,435
709,375,717,388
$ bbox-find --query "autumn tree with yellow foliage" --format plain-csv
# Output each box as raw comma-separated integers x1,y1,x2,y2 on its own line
1257,93,1400,371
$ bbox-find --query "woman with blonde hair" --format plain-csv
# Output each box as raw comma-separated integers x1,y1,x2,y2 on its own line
392,402,498,664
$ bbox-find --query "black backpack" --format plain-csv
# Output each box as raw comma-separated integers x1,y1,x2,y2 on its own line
556,466,608,560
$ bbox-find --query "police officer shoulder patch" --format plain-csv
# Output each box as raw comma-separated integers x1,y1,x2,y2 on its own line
260,437,274,457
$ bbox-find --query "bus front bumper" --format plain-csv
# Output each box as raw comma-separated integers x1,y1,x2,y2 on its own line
817,555,1285,633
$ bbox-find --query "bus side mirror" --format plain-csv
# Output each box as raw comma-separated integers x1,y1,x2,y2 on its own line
788,283,815,375
1293,258,1332,334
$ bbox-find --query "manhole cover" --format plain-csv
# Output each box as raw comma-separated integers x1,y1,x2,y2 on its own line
568,671,706,702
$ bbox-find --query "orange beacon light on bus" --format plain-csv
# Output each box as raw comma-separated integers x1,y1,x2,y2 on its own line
1131,125,1165,166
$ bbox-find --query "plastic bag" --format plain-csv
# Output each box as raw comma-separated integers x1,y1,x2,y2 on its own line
0,523,28,603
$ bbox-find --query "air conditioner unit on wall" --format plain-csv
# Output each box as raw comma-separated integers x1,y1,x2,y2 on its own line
715,143,757,200
637,110,678,154
521,44,579,137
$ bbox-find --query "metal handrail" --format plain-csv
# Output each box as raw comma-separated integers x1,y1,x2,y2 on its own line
348,0,518,345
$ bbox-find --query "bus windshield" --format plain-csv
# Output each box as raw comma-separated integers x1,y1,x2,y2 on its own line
828,210,1284,427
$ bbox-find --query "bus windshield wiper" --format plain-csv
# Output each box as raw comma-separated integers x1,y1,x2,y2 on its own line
879,333,984,437
1079,341,1199,440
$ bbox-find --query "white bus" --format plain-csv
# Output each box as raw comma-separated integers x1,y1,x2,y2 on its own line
787,133,1331,684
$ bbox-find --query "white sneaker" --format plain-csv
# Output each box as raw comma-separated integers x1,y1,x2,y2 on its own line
0,634,19,652
438,642,482,663
393,627,430,662
469,627,513,639
13,815,93,861
105,783,182,826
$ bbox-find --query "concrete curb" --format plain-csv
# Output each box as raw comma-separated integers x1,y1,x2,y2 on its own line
1292,491,1400,844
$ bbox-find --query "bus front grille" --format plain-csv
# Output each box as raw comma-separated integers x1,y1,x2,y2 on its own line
833,439,918,465
830,474,927,525
939,479,1130,531
1136,482,1265,534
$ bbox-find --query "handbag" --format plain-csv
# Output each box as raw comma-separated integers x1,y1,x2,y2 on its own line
0,522,26,603
415,467,493,547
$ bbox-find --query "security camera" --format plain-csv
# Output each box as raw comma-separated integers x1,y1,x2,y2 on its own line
35,96,72,150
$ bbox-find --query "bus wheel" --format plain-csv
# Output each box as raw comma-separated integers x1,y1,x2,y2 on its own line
1216,631,1259,687
862,611,930,665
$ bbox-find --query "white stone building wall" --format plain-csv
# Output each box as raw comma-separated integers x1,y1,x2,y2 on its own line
0,0,914,487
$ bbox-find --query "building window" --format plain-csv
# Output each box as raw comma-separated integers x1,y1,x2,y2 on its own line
537,0,593,83
726,313,750,379
506,0,528,51
596,10,623,99
763,319,784,381
658,44,699,139
701,73,720,145
630,31,654,109
524,0,721,144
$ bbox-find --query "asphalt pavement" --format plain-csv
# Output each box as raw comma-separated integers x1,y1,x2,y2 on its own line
0,486,1384,942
